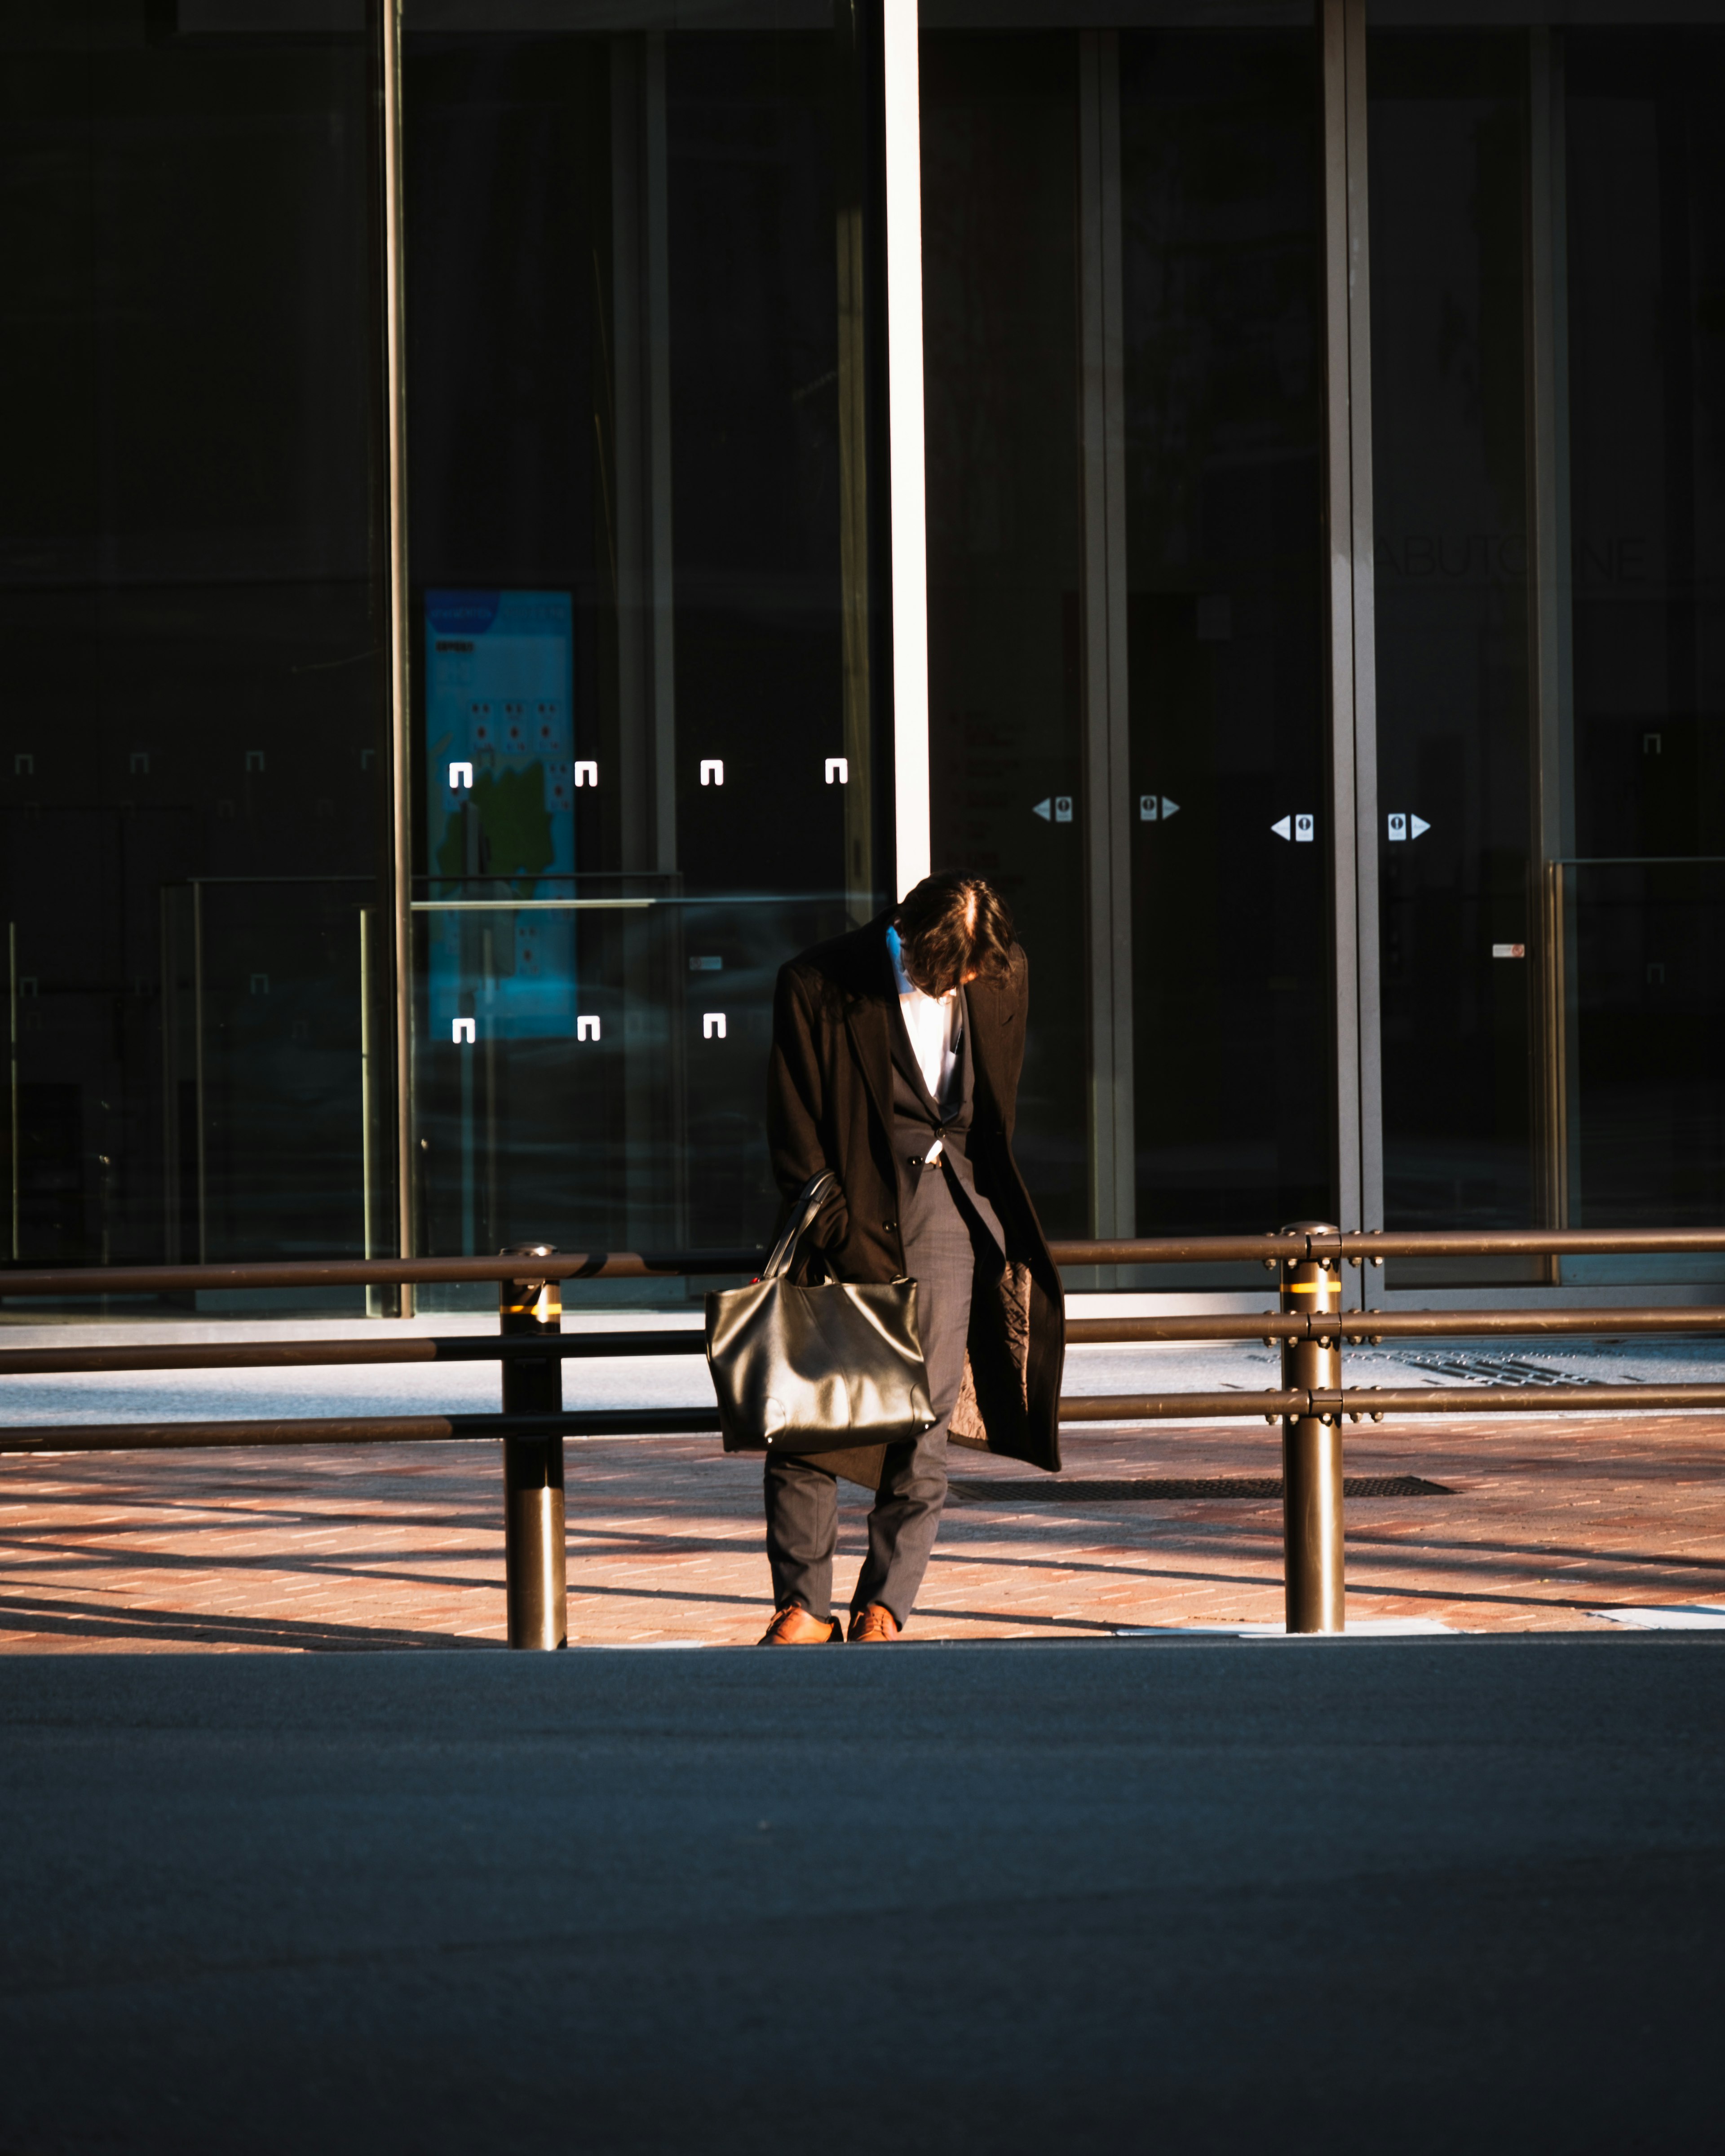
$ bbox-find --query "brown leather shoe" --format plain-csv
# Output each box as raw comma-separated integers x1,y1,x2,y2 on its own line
758,1604,843,1645
846,1604,901,1644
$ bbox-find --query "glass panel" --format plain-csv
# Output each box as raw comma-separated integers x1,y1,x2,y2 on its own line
1560,25,1725,1254
160,879,376,1268
920,31,1086,1237
410,889,854,1268
403,13,884,1280
0,5,387,1285
1367,32,1535,1239
1560,862,1725,1263
1120,25,1328,1238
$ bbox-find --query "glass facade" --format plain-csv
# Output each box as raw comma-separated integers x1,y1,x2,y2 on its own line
2,0,1722,1316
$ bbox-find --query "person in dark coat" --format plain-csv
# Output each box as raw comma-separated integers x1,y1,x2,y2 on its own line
750,872,1065,1644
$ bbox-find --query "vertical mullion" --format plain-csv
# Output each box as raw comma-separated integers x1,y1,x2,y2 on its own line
1078,30,1133,1240
610,32,678,881
1320,0,1380,1299
610,38,683,1249
610,36,648,870
1319,0,1358,1247
1527,27,1575,1236
381,0,414,1300
1345,0,1381,1248
645,31,677,876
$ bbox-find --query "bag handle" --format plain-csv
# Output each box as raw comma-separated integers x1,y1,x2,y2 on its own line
760,1171,839,1281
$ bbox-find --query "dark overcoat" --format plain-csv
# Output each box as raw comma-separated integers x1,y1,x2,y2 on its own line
759,910,1064,1483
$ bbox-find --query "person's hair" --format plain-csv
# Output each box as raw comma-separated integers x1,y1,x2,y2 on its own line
893,874,1016,996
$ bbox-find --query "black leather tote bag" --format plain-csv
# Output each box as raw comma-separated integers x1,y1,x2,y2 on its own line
704,1173,936,1455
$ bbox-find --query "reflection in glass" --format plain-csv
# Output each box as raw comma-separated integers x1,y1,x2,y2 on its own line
410,889,854,1270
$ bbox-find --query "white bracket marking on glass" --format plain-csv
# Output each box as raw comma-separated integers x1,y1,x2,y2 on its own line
249,974,269,996
703,1012,727,1039
700,759,724,786
13,753,33,776
577,1015,601,1041
449,761,473,790
574,761,597,787
452,1018,476,1043
245,750,265,773
825,757,848,785
1033,797,1052,821
1295,813,1314,841
1054,796,1073,823
130,752,149,775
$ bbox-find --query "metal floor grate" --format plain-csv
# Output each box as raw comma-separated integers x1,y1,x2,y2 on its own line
949,1476,1452,1502
1392,1352,1583,1387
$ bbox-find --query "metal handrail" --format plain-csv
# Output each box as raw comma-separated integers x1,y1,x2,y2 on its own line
4,1228,1721,1644
0,1251,763,1298
5,1223,1725,1301
4,1302,1725,1379
1048,1228,1725,1264
9,1384,1725,1459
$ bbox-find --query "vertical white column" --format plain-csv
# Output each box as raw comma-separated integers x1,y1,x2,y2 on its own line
882,0,930,901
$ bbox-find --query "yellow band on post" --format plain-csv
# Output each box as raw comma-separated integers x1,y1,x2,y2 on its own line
504,1282,561,1324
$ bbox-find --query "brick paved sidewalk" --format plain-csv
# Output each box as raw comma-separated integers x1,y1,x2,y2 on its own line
1,1410,1722,1648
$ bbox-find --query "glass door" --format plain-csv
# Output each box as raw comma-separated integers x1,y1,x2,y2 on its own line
920,11,1330,1258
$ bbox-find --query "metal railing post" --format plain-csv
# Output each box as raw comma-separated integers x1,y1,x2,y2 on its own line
1279,1221,1344,1633
499,1244,567,1649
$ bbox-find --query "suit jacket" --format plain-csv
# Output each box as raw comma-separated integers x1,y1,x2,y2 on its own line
765,911,1064,1473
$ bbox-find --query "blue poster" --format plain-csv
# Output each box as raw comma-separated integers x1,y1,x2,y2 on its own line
425,590,576,1041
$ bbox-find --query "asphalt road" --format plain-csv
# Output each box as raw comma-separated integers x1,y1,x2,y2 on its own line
2,1639,1720,2154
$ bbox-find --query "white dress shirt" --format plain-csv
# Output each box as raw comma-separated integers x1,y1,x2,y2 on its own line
887,925,961,1110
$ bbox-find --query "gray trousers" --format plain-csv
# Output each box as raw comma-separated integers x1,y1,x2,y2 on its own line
764,1161,994,1626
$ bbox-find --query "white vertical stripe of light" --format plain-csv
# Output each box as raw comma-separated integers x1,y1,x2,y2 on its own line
883,0,931,903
